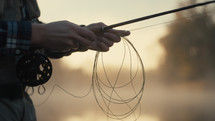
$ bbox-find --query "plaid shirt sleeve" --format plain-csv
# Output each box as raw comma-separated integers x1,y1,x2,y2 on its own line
0,21,32,56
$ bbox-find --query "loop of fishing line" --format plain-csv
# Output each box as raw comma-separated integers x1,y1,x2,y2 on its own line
29,1,214,120
91,37,145,120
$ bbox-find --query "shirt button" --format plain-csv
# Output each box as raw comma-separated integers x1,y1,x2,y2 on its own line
15,49,21,55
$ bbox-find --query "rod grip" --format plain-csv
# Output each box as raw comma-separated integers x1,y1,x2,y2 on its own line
88,26,105,33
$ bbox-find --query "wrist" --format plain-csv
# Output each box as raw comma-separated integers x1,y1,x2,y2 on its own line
31,23,45,48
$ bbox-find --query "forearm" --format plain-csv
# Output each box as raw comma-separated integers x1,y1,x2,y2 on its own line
0,21,74,58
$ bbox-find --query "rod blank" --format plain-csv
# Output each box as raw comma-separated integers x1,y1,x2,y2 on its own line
104,0,215,30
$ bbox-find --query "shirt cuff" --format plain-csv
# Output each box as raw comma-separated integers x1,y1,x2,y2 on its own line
0,21,32,56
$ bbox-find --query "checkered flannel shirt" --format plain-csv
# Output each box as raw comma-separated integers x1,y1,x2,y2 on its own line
0,21,32,56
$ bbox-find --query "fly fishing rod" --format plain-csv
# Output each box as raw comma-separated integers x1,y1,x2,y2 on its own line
102,0,215,31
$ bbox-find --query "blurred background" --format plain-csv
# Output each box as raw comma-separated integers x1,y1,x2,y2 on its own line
32,0,215,121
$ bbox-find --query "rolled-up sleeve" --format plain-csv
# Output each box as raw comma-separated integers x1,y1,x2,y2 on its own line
0,21,32,56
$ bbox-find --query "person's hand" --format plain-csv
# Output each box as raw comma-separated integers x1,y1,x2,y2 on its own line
31,20,97,52
85,22,130,52
31,21,130,56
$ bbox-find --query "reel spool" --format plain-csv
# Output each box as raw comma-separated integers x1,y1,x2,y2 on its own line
16,54,52,87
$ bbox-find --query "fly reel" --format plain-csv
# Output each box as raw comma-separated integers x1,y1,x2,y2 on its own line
16,54,52,87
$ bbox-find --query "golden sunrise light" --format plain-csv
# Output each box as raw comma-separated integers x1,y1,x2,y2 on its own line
34,1,215,121
36,0,177,71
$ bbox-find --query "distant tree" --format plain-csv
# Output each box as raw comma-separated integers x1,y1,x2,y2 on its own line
158,0,215,83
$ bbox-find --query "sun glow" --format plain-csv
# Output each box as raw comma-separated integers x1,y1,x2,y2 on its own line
37,0,170,72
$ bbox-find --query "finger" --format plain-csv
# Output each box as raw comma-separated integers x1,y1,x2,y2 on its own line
45,39,77,51
87,41,109,52
68,41,80,50
59,38,79,50
69,31,94,46
103,32,121,42
98,36,114,47
98,42,109,52
87,22,107,33
106,29,130,37
77,28,97,42
70,23,97,42
60,50,73,56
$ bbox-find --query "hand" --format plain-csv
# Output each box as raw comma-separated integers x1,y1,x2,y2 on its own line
31,21,130,55
31,20,97,51
85,22,130,52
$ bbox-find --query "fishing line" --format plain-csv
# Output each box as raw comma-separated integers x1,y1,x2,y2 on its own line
32,1,215,120
33,83,93,106
33,37,144,114
99,40,130,119
92,37,145,120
